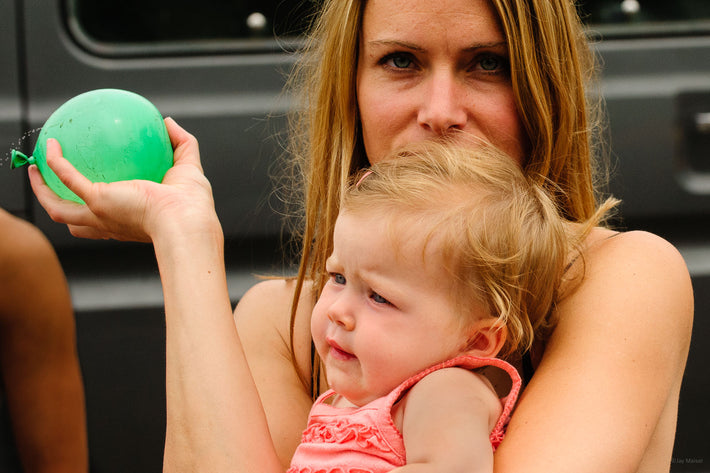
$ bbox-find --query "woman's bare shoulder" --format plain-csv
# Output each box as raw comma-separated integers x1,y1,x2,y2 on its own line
566,227,693,326
234,277,316,390
586,226,683,254
582,227,691,287
235,278,315,332
555,227,694,384
235,278,300,328
233,278,317,467
496,228,693,472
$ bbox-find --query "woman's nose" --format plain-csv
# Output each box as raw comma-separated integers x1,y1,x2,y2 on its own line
327,295,356,331
417,70,468,135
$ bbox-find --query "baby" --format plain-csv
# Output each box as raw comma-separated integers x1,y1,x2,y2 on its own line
289,141,605,472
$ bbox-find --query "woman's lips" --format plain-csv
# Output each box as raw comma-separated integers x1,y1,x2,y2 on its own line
327,338,356,361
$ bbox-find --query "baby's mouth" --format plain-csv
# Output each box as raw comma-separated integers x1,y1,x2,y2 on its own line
327,338,356,361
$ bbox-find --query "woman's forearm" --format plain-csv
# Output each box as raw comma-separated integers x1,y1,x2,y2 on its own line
155,224,283,472
26,120,287,471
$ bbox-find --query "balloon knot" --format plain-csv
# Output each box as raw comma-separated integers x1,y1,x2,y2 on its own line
10,150,34,169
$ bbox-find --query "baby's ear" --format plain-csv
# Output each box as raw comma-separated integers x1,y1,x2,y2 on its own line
462,318,506,358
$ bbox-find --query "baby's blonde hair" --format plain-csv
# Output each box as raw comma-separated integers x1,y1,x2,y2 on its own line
343,141,611,356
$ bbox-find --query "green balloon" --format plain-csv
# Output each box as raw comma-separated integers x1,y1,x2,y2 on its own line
11,89,173,203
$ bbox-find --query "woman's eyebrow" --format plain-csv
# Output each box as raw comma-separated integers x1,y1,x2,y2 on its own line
366,39,507,52
464,41,508,51
367,39,425,51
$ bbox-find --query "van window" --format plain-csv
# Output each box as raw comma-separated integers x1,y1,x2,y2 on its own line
66,0,320,55
66,0,710,57
578,0,710,36
70,0,319,42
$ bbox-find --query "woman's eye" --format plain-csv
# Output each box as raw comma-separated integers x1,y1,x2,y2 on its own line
382,53,414,69
476,54,508,74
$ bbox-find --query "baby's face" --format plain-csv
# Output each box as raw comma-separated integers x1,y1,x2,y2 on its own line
311,211,477,407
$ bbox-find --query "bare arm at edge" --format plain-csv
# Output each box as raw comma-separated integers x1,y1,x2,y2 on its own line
0,209,88,473
494,230,693,473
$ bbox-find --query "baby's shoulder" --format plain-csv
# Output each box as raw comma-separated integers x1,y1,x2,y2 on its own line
413,366,498,399
402,367,500,413
393,366,502,434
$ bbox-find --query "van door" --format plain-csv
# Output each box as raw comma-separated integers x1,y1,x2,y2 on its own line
19,0,314,247
583,1,710,470
0,0,26,216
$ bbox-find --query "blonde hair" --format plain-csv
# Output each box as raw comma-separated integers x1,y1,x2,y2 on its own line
490,0,604,221
282,0,610,396
344,141,593,358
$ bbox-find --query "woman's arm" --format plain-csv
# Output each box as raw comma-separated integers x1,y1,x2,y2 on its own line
495,230,693,473
0,210,88,473
28,121,287,472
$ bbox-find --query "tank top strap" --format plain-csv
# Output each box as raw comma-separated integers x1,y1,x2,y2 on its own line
383,354,522,430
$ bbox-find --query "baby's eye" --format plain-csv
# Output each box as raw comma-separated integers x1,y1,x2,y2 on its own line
331,273,346,285
371,292,391,305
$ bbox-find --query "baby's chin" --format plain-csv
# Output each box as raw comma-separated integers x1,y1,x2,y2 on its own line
330,390,381,408
328,379,391,408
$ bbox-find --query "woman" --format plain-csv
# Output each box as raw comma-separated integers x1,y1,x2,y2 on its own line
28,0,693,471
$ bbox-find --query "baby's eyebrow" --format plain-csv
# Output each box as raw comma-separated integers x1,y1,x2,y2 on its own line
324,255,342,271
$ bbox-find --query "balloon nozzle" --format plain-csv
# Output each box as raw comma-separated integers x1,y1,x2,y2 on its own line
10,150,34,169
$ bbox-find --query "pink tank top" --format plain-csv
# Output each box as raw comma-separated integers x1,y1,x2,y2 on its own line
288,355,521,473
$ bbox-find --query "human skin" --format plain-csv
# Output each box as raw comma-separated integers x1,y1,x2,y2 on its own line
30,115,693,473
27,0,694,471
308,210,506,472
240,0,694,471
356,0,527,165
311,211,499,407
0,208,88,473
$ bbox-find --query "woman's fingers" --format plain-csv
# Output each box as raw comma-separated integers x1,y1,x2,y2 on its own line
28,164,87,225
28,140,149,241
27,123,216,243
28,140,99,228
66,224,130,242
165,117,204,172
27,163,56,205
44,138,96,203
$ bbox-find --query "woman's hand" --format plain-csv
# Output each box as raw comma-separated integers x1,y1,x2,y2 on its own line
28,118,219,243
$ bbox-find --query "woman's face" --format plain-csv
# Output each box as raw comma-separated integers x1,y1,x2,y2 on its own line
356,0,526,165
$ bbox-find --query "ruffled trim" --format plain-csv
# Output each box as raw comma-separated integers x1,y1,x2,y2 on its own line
489,427,505,451
287,468,374,473
301,419,393,453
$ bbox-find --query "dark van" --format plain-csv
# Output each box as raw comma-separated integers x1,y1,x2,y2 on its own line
1,1,708,471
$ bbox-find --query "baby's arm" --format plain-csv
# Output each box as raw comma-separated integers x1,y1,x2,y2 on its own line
391,367,502,473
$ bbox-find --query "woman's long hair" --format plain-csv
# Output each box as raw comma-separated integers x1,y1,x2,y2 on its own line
280,0,609,398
